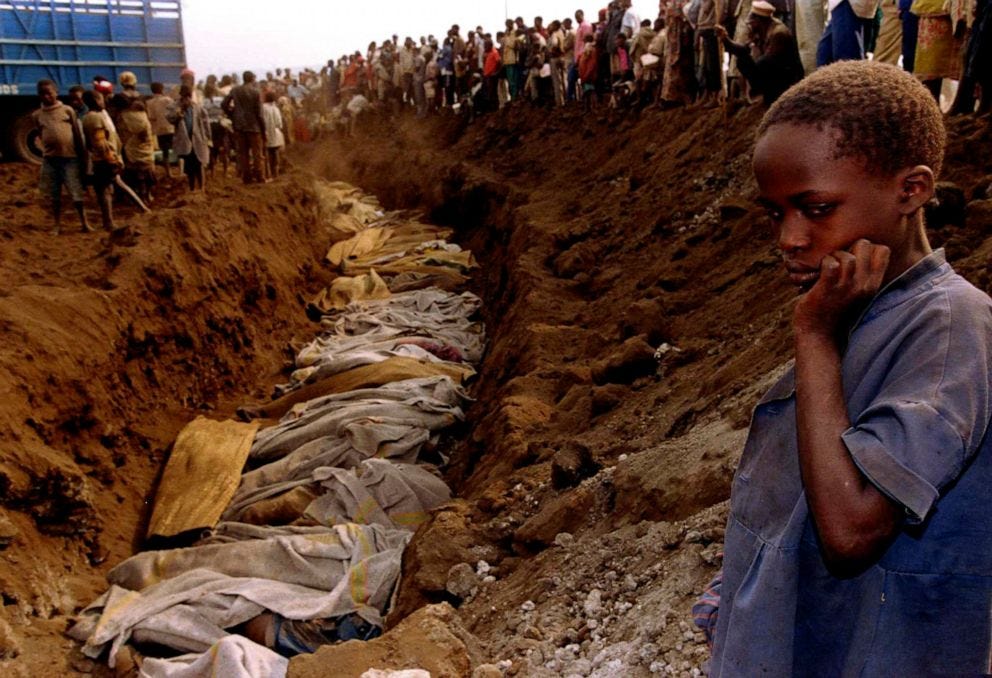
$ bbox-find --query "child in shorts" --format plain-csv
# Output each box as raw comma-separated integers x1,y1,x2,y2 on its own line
33,79,91,234
710,60,992,676
147,82,176,179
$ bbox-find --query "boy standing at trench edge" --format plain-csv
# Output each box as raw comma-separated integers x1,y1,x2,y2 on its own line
709,61,992,675
33,79,92,234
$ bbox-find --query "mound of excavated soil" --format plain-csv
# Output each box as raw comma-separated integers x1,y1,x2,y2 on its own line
0,101,990,677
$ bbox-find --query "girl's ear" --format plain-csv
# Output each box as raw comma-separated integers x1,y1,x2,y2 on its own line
897,165,935,215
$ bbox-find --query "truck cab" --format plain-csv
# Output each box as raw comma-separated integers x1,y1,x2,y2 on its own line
1,0,186,162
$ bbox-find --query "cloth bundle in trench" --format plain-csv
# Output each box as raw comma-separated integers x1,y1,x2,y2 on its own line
227,377,466,524
70,377,467,667
279,288,484,396
146,417,259,539
313,179,388,239
71,181,485,677
308,270,392,315
69,523,410,664
326,223,477,279
228,458,452,529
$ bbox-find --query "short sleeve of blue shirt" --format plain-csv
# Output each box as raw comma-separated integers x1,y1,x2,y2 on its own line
840,254,992,524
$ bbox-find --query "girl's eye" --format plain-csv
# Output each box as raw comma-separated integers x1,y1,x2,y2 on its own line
802,203,835,218
765,208,784,223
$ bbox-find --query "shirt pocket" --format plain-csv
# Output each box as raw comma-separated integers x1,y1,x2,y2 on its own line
735,396,796,484
859,570,992,676
731,396,805,541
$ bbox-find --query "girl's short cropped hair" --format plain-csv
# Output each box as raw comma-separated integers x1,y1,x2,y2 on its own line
757,60,946,178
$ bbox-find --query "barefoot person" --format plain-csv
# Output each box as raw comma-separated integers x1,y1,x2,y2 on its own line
80,90,122,231
33,79,91,234
709,61,992,675
147,82,176,179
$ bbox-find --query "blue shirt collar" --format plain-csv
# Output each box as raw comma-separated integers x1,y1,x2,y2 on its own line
858,248,950,323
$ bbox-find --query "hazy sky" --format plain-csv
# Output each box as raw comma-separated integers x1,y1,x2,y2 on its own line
182,0,658,76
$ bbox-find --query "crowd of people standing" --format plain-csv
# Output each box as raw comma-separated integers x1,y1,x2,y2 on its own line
29,0,990,234
29,67,317,234
315,0,989,116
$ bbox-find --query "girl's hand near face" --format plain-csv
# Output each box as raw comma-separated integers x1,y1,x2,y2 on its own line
793,239,890,340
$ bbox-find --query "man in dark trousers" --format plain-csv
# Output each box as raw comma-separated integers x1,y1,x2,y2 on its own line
222,71,266,184
716,0,804,105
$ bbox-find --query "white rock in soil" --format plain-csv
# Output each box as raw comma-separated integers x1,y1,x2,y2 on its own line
591,659,625,677
685,530,703,543
521,600,536,612
472,664,504,678
639,643,660,661
567,658,593,676
445,562,480,599
476,560,492,576
527,647,546,667
554,532,575,548
583,589,603,617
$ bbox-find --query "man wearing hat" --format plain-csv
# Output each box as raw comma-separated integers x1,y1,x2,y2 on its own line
92,75,114,97
716,0,805,104
118,71,141,102
173,68,203,106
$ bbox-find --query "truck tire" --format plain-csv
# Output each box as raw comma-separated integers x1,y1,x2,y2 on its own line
10,113,43,165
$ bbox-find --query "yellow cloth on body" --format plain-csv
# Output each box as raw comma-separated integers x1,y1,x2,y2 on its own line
147,417,260,538
308,270,392,314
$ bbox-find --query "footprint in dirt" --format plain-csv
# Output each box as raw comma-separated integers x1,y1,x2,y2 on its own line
107,227,141,248
83,275,117,291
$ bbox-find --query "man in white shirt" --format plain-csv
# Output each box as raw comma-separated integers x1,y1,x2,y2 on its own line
345,92,369,136
621,0,640,38
475,27,486,71
399,38,416,105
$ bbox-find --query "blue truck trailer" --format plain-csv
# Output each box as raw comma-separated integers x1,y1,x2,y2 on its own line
0,0,186,162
